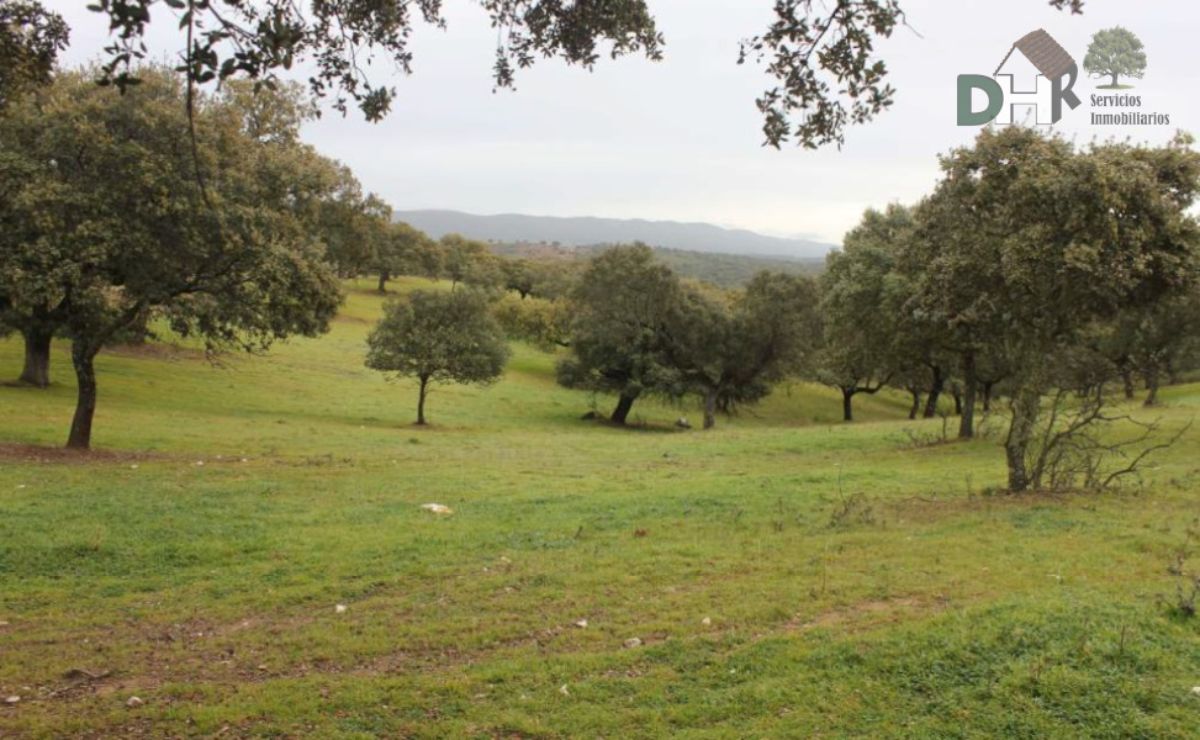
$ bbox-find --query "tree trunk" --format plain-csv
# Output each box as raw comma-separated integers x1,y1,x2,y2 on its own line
908,389,922,420
416,375,429,425
958,351,977,439
1004,386,1041,492
377,270,389,293
841,387,854,422
923,366,944,418
1144,367,1160,407
982,381,995,412
18,327,53,388
66,342,99,450
1110,71,1119,87
611,392,637,425
952,388,963,416
1120,366,1135,400
703,389,717,430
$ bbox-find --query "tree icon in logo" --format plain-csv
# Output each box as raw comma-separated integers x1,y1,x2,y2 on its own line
1083,27,1147,89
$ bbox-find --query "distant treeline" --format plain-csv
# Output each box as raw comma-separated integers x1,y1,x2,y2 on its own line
487,241,825,288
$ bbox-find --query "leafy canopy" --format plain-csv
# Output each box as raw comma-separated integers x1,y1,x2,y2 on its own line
90,0,1084,149
815,205,913,393
366,289,510,387
913,127,1200,490
0,66,344,354
666,272,820,426
556,243,682,401
0,0,68,109
0,66,345,447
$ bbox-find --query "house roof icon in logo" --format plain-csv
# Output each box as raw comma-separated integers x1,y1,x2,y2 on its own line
995,29,1076,82
991,29,1081,124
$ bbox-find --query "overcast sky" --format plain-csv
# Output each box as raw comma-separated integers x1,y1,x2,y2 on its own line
55,0,1197,244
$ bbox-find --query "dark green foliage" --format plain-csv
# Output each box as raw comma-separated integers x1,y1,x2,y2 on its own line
0,0,68,109
495,242,822,289
499,258,537,299
440,234,500,288
667,273,821,428
374,221,440,292
816,206,912,420
810,129,1200,484
903,186,1011,437
556,244,683,424
0,67,343,448
87,1,1085,149
366,289,510,424
738,0,904,149
582,245,824,288
1095,290,1200,406
91,0,663,122
316,176,390,278
915,128,1200,490
493,293,573,350
545,246,823,428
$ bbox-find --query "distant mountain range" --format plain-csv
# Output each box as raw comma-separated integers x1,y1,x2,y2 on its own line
392,209,836,259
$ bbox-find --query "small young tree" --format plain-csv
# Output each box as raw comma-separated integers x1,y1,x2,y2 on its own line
365,290,510,425
1084,27,1147,88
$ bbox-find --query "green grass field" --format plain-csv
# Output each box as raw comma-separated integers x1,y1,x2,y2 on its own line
1,278,1198,737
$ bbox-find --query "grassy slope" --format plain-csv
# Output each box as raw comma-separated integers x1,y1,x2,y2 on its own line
0,278,1197,737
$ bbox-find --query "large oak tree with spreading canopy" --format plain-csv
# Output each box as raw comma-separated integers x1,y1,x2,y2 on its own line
0,68,343,449
916,127,1200,492
555,244,681,425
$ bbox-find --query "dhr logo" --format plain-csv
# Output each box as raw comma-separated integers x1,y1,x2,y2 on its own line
958,29,1082,126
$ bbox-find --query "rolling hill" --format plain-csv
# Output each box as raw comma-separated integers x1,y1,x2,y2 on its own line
393,209,836,259
1,278,1198,736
